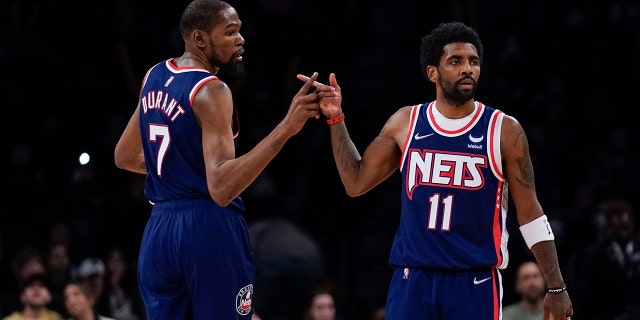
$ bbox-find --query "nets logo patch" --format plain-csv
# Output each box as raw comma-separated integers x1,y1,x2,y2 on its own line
403,267,410,279
236,284,253,315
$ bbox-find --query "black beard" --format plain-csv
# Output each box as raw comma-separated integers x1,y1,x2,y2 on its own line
440,77,476,105
219,61,244,78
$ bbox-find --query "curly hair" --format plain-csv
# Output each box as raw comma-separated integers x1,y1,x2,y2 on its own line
179,0,232,39
419,21,483,80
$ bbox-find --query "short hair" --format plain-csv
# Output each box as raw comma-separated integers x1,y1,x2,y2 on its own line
11,246,43,275
65,280,94,300
179,0,232,39
419,21,484,79
19,272,50,293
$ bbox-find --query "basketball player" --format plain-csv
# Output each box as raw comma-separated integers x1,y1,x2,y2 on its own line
300,21,573,319
114,0,334,319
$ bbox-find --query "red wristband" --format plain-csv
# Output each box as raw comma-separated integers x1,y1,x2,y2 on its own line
326,113,345,125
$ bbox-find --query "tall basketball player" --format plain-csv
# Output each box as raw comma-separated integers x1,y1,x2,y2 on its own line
300,21,573,320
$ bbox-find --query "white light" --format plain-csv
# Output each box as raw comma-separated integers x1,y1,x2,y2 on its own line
79,152,90,165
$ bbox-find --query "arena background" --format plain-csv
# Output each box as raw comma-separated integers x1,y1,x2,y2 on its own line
1,0,638,318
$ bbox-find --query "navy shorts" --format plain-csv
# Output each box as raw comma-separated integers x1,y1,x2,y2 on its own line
385,267,502,319
138,198,254,319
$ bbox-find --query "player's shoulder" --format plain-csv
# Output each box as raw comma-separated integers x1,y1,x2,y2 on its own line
192,77,232,109
399,102,429,114
387,105,415,123
201,76,229,93
476,101,520,124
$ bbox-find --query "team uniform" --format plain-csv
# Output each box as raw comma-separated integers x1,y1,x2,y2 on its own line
387,101,508,319
136,59,254,319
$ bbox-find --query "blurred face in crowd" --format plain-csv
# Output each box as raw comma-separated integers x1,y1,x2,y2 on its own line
21,280,53,308
48,244,70,273
64,283,94,317
607,210,635,241
105,249,126,284
307,293,336,320
19,256,46,281
515,262,546,304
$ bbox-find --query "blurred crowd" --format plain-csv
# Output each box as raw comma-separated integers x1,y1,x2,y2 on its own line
2,0,639,319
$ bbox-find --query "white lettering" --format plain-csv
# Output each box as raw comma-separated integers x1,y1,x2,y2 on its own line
406,149,487,199
140,90,186,122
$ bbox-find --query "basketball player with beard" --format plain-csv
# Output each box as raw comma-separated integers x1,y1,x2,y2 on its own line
300,21,573,320
114,0,334,318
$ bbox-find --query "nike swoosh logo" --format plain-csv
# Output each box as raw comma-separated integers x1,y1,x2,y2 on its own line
473,276,491,285
469,134,484,143
414,133,434,140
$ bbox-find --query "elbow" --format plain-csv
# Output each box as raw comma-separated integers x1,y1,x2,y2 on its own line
345,188,359,197
114,152,137,171
114,153,145,174
346,190,365,198
114,146,134,170
210,196,233,208
344,185,367,197
114,154,128,170
208,186,235,208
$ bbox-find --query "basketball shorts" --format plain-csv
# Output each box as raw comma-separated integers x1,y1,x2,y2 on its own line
386,266,503,319
138,198,254,320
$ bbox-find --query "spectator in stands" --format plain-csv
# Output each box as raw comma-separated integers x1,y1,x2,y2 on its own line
502,261,545,320
63,281,115,320
305,280,337,320
46,243,72,317
1,273,63,320
572,198,640,319
96,247,144,320
73,257,106,313
1,246,47,315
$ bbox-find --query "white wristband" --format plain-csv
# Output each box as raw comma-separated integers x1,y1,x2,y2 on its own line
519,214,555,249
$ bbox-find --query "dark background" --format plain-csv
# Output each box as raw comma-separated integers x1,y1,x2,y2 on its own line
1,0,639,318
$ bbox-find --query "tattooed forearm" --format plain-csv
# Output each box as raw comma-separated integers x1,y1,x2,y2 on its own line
271,139,284,152
335,126,360,172
513,129,535,189
339,141,359,172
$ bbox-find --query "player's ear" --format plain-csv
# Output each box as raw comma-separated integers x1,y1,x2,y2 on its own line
192,30,206,46
426,66,438,83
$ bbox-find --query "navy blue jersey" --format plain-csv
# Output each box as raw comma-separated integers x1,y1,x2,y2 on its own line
138,59,243,211
392,101,509,270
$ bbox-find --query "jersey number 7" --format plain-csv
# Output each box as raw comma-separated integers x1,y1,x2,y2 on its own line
149,124,170,176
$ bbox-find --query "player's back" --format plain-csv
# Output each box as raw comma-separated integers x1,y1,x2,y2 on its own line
138,59,242,211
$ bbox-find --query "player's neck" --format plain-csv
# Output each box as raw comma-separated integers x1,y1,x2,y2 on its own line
178,52,220,74
433,100,476,119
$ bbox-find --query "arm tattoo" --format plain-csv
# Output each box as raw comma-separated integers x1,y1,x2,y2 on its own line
271,139,284,152
513,129,535,189
336,129,359,171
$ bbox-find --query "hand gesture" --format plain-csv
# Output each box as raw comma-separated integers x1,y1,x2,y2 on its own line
297,73,342,118
282,72,333,136
282,72,320,136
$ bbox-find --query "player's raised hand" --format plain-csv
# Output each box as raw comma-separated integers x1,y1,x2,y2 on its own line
281,72,322,136
296,73,342,118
